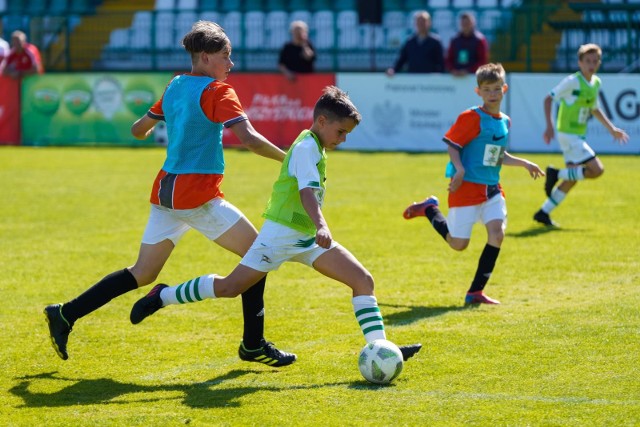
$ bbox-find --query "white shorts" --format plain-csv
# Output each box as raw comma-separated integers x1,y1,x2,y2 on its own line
141,198,243,245
557,132,596,165
447,194,507,239
240,220,339,272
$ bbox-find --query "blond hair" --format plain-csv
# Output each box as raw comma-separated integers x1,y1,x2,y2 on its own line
578,43,602,61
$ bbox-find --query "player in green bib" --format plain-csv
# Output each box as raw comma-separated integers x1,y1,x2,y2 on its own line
131,86,422,363
534,43,629,226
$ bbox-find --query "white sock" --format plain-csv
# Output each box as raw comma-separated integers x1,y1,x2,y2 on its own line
160,274,216,306
542,188,567,213
352,295,386,342
559,167,584,181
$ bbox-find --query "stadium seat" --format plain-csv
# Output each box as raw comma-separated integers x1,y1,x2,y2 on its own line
432,9,455,33
452,0,474,8
223,11,242,46
476,0,498,7
175,11,197,42
244,11,266,48
337,10,360,49
0,0,5,13
109,28,130,48
313,10,334,49
155,0,174,10
132,11,152,29
265,10,288,49
199,10,220,24
383,11,409,48
176,0,197,10
310,0,331,12
289,10,312,25
155,11,175,49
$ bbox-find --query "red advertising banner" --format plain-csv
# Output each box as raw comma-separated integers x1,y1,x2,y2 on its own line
224,73,335,147
0,76,21,145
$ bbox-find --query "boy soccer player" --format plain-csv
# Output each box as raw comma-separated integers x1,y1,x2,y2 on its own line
44,21,296,366
534,43,629,227
403,63,544,305
130,86,421,362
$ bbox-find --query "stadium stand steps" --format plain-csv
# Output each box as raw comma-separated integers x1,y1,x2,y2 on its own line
492,0,585,72
47,0,155,70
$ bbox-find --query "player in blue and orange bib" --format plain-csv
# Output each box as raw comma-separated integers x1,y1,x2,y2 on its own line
44,21,296,366
403,63,544,306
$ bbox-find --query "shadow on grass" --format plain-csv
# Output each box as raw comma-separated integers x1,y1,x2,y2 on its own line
507,225,585,238
379,302,471,326
10,369,352,409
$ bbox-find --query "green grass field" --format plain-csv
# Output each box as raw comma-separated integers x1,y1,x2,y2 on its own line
1,147,639,426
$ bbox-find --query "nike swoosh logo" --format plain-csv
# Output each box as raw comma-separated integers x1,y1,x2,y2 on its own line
492,134,505,141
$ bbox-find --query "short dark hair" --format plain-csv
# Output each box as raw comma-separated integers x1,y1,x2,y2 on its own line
313,86,361,124
182,20,230,58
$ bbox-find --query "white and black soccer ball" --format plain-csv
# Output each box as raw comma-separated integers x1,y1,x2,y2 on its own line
358,339,403,384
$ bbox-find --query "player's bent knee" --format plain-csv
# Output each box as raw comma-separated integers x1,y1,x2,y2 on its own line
450,240,469,251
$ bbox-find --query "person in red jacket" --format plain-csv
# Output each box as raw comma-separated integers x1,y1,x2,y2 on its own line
1,30,44,79
446,12,489,77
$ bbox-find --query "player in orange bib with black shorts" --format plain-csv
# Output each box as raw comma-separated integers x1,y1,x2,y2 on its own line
403,63,544,306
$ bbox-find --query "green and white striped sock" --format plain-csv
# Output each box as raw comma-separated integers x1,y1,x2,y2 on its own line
353,295,386,342
542,188,567,213
559,167,585,181
160,274,216,306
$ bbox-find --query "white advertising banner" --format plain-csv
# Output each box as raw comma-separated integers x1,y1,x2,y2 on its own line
509,73,639,154
336,72,638,154
336,73,486,152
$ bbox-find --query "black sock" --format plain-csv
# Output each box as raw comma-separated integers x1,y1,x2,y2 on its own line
425,205,449,241
241,275,266,349
468,244,501,293
61,268,138,324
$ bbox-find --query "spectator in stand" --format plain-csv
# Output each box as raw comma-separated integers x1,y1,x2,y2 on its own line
446,12,489,77
278,20,316,81
386,10,444,76
0,30,44,79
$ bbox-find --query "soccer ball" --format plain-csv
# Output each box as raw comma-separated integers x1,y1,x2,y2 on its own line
358,339,404,384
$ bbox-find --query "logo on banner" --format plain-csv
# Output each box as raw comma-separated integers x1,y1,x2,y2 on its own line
372,100,403,135
93,76,123,120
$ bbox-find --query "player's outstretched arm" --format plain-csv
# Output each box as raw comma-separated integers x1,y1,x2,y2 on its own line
503,152,544,179
592,109,629,145
230,120,286,162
